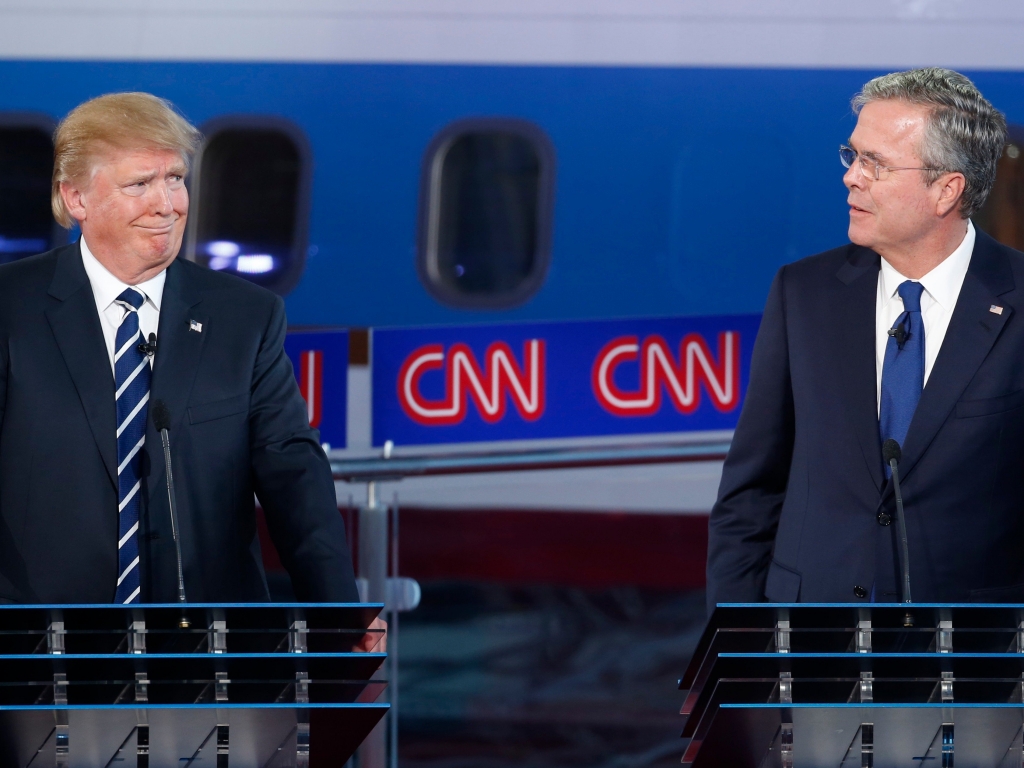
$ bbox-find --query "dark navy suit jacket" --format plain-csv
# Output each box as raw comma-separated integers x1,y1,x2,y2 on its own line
707,229,1024,613
0,242,358,603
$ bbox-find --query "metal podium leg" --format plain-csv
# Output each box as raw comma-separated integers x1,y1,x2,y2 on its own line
358,483,388,605
860,673,874,768
136,724,149,768
775,670,793,768
216,676,230,766
941,668,954,768
53,672,68,768
860,723,874,768
136,670,150,768
53,715,68,768
358,482,388,768
296,716,311,768
48,617,68,768
856,618,874,768
777,618,793,768
941,722,954,768
296,669,311,768
779,723,793,768
217,724,230,768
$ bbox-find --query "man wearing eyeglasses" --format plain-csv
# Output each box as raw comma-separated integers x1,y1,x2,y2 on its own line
706,68,1022,611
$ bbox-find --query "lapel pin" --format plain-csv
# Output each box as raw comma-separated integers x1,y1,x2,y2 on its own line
990,305,1004,315
189,319,203,333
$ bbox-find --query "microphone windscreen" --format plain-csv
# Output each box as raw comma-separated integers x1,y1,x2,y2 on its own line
882,438,902,464
152,399,171,432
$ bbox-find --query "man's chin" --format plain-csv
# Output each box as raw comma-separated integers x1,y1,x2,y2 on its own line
848,222,874,249
139,236,182,264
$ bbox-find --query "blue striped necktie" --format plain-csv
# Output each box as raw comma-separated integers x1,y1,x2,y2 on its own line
879,280,925,476
114,288,150,604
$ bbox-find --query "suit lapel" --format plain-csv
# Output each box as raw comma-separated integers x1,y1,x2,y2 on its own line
45,244,118,488
834,247,885,492
892,231,1015,487
146,260,207,498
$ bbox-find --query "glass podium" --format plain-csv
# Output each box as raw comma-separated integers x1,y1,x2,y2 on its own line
681,604,1024,767
0,603,387,767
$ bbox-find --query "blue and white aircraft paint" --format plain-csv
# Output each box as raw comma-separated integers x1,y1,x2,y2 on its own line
2,0,1023,513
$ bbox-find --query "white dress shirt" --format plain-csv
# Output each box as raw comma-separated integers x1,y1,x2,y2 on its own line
80,238,166,377
875,220,975,414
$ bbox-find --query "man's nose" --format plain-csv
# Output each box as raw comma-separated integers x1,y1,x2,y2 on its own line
843,162,863,190
148,180,175,214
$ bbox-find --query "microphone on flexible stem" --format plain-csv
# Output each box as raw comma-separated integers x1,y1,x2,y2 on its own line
882,438,912,604
152,400,190,628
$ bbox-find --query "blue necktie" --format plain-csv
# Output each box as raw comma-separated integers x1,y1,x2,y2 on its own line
113,288,150,604
879,280,925,476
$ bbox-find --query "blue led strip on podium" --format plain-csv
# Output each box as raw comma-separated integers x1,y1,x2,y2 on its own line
680,603,1024,767
0,603,387,766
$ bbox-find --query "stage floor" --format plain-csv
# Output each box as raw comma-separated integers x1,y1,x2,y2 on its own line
394,582,706,768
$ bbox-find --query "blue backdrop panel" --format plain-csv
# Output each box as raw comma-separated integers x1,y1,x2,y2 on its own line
12,62,1024,328
285,329,348,449
372,315,760,446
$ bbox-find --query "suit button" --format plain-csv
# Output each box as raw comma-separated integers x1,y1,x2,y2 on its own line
877,511,892,526
854,585,868,599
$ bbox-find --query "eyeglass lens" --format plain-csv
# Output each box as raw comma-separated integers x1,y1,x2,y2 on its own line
839,146,875,179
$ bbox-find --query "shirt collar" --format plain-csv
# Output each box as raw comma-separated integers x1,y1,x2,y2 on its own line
879,220,975,311
80,237,166,312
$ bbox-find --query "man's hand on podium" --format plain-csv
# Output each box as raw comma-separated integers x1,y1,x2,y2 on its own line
354,615,387,652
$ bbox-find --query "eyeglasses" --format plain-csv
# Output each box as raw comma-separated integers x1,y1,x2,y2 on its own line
839,145,943,181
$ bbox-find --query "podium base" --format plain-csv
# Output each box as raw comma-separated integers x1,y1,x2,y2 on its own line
0,704,387,768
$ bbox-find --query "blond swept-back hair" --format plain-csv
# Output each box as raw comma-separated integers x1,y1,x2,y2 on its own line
52,92,202,228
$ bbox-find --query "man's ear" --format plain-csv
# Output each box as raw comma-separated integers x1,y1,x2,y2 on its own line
935,172,966,218
59,180,88,223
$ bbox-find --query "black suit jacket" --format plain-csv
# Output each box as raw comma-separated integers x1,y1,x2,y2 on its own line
0,243,358,603
707,229,1024,613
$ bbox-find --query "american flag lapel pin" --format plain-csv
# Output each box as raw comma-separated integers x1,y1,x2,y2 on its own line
190,319,203,333
989,305,1004,315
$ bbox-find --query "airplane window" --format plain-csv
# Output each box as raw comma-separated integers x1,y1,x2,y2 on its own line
0,118,64,264
418,119,555,309
975,128,1024,250
190,120,310,295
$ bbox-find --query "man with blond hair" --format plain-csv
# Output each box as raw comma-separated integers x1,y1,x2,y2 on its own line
0,92,360,607
707,68,1024,610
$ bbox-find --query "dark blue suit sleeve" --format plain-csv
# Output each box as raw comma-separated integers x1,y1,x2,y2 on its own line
249,296,359,602
0,332,6,440
706,267,795,614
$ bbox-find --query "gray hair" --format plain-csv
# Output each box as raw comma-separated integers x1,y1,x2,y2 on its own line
852,68,1007,218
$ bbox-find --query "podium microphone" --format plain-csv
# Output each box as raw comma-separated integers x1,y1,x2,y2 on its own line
882,438,912,603
152,401,189,622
